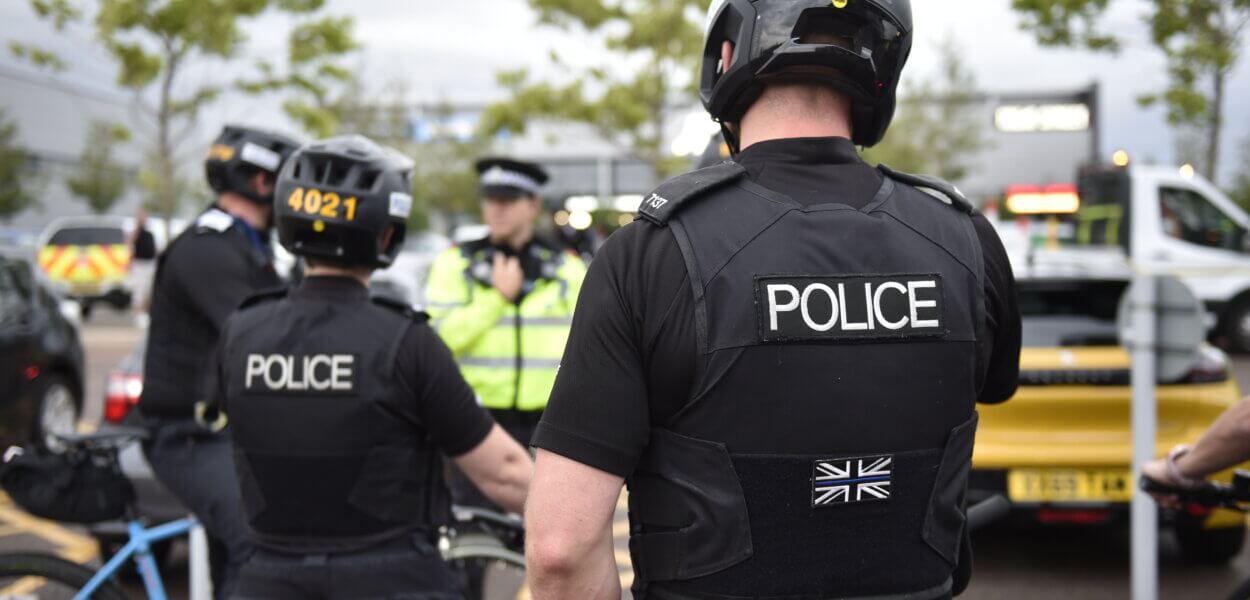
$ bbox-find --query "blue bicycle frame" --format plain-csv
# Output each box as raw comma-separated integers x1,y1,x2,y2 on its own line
74,517,196,600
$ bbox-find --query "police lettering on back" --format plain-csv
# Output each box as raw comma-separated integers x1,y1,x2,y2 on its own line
756,274,946,342
245,354,356,392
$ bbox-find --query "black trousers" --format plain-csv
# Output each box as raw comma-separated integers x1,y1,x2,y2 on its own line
143,418,252,600
232,536,460,600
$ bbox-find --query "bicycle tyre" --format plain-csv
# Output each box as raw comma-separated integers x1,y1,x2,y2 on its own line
0,552,129,600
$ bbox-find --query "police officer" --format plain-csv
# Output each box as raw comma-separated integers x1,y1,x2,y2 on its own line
138,125,300,599
425,158,586,493
525,1,1022,599
204,136,533,599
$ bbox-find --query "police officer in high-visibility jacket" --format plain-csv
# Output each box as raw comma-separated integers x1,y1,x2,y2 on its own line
425,158,586,454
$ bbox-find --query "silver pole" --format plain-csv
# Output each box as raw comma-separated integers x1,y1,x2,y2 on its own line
189,521,214,600
1130,274,1158,600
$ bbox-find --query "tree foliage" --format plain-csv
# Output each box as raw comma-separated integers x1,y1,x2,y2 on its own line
862,39,989,184
237,9,361,138
0,110,36,223
479,0,711,180
14,0,355,228
66,121,130,214
1011,0,1250,180
1230,133,1250,211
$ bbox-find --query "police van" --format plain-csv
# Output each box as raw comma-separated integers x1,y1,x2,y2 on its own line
997,162,1250,351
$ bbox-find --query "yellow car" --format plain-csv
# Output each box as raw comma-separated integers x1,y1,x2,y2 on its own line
972,278,1246,563
37,216,132,316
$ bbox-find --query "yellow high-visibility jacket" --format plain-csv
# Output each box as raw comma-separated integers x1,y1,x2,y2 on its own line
425,238,586,412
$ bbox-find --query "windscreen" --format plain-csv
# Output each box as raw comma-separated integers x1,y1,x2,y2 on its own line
48,227,125,246
1018,279,1127,347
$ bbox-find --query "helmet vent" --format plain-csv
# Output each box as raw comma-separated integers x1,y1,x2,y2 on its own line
357,169,381,191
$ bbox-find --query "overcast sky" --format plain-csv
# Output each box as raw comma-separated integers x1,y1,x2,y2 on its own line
1,0,1247,184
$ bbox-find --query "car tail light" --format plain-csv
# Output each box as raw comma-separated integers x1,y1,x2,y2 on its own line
1036,508,1112,525
104,372,143,423
1180,345,1230,384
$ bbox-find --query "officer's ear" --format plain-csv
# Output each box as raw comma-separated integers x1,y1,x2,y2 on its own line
250,171,275,199
721,41,734,75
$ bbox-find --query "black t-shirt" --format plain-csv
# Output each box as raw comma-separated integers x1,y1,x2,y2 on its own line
209,276,495,457
532,137,1022,477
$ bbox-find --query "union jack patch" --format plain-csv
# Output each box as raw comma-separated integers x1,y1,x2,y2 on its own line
812,455,893,507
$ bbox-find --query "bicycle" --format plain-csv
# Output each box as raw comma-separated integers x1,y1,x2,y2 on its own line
441,505,526,600
0,427,199,600
1141,471,1250,600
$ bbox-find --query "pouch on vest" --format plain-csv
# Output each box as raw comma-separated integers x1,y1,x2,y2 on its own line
627,428,753,582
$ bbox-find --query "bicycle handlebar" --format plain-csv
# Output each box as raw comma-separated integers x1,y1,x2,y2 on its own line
451,505,524,532
1139,472,1250,510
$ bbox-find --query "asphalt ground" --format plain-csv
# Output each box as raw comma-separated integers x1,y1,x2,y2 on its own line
3,310,1250,599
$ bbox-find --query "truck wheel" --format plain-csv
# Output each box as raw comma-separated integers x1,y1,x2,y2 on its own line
1225,301,1250,354
1175,517,1246,564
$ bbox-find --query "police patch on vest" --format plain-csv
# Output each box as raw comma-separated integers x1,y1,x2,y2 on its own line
755,275,945,341
812,455,893,507
244,353,356,394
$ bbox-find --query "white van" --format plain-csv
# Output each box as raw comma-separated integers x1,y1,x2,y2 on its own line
1001,164,1250,350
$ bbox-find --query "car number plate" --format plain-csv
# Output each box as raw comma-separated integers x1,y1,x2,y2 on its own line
1007,469,1133,502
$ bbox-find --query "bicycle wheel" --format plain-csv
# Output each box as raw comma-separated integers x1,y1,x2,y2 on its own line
0,553,128,600
442,532,526,600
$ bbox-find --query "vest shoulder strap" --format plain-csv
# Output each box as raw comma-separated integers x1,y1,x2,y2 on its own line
637,161,748,225
371,295,431,323
238,286,287,310
878,164,973,214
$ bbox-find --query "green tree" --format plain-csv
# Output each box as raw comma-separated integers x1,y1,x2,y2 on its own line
863,38,990,183
238,10,361,138
66,121,130,214
1230,134,1250,211
12,0,354,231
479,0,711,180
1011,0,1250,180
0,110,36,223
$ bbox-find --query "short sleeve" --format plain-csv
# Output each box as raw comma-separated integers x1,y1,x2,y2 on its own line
399,323,494,457
532,225,655,477
972,213,1021,405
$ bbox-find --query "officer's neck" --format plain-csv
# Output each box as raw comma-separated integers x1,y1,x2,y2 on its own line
491,230,534,254
737,84,853,151
217,193,271,232
305,264,372,286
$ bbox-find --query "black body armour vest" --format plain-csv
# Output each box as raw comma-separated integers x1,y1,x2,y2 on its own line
223,292,448,553
629,163,984,600
142,219,280,417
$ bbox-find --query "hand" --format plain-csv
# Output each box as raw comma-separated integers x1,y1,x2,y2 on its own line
1142,458,1183,510
492,253,524,302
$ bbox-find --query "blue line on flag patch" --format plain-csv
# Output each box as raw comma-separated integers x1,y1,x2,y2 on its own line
811,455,893,507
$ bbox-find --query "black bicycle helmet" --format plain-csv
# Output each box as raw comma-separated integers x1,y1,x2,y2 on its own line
205,125,302,204
274,135,414,269
701,0,913,148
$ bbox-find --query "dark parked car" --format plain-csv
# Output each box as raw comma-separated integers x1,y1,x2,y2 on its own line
0,251,85,452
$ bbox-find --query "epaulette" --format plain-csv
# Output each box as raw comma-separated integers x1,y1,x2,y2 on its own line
193,208,235,234
637,161,748,225
878,164,974,214
371,295,430,323
238,287,288,310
